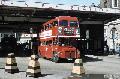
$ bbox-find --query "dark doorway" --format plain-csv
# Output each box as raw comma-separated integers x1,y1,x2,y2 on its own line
79,24,104,55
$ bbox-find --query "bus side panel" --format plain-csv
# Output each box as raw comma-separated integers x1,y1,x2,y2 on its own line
58,47,80,59
52,27,58,36
58,52,65,58
45,46,53,59
39,46,46,57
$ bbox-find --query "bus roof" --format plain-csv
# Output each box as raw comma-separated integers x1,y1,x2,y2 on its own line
43,16,78,26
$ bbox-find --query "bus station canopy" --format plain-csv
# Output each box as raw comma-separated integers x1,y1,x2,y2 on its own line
0,5,120,31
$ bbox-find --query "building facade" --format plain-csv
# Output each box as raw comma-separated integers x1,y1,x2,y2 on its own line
104,20,120,52
100,0,120,53
100,0,120,8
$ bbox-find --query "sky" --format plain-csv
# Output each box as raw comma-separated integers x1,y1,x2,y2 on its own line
1,0,100,8
32,0,100,6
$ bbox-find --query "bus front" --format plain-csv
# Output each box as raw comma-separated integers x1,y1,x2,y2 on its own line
56,16,80,60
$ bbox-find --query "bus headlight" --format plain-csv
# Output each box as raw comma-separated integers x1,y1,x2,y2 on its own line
58,27,62,33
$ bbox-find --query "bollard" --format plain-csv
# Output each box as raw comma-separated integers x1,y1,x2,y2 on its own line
71,59,85,76
5,53,19,74
26,55,42,78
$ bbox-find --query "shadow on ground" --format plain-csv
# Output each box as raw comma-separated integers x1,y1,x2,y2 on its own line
0,50,103,63
0,51,32,58
19,70,26,72
27,74,53,78
54,55,103,63
64,74,108,79
0,49,32,57
82,56,103,63
0,68,4,69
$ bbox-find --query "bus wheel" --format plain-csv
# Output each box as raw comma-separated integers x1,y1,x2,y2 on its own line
51,52,59,63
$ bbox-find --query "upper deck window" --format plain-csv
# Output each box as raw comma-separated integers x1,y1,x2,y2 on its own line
70,21,78,27
53,21,58,26
59,20,68,26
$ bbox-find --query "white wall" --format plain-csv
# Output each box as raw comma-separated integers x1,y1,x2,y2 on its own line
104,19,120,52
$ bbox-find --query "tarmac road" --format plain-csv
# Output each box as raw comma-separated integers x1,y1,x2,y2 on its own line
0,57,73,79
0,55,120,79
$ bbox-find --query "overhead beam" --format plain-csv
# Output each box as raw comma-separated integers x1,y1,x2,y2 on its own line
30,18,50,22
2,16,50,22
80,21,103,24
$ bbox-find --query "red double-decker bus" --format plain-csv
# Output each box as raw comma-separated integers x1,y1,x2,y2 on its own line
38,16,80,62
